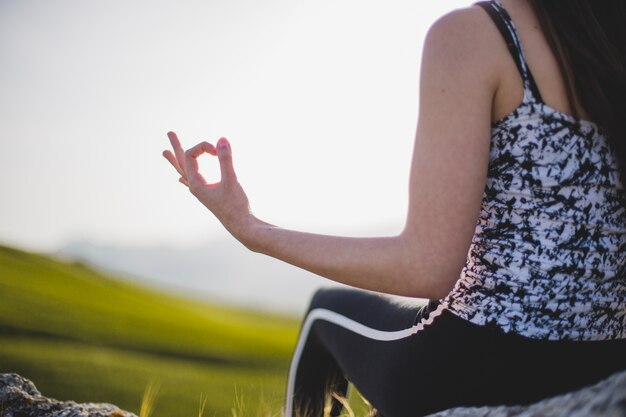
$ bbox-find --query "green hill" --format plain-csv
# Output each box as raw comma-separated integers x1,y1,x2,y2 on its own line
0,244,299,416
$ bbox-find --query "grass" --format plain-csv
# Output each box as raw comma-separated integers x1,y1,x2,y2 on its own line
0,244,298,363
0,244,375,417
139,381,161,417
0,244,297,416
133,378,374,417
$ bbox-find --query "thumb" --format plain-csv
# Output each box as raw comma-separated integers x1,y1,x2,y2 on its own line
217,137,237,182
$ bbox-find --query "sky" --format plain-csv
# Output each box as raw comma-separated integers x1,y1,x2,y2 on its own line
0,0,473,253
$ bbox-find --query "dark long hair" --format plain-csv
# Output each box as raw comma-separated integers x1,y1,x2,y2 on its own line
528,0,626,186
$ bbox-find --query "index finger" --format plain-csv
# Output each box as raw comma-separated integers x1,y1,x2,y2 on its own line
184,141,217,186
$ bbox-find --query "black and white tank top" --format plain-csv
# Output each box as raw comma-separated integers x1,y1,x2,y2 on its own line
442,0,626,341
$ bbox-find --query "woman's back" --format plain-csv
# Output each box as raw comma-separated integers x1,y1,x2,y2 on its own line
491,0,592,123
442,0,626,340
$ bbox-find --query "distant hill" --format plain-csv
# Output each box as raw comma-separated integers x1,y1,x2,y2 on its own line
0,243,297,363
0,243,299,416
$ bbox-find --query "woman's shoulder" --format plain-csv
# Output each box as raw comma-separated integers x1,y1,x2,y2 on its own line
429,4,493,34
421,4,510,93
426,3,501,44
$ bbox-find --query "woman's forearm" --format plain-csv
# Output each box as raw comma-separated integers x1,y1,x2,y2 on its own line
163,132,457,300
239,216,446,299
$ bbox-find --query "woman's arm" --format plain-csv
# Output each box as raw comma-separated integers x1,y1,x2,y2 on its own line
164,7,499,300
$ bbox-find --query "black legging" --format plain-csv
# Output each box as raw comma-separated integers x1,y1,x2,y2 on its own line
286,287,626,417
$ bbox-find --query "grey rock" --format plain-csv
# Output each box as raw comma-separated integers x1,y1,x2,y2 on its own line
426,369,626,417
3,370,626,417
0,373,137,417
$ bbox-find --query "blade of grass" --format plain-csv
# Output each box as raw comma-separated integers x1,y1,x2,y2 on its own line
139,380,161,417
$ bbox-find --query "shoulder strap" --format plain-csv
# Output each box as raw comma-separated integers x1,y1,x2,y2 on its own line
475,0,544,103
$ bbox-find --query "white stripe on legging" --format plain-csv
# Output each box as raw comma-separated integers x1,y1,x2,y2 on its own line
285,303,446,417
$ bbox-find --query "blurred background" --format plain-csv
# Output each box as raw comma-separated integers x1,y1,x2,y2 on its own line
1,0,471,415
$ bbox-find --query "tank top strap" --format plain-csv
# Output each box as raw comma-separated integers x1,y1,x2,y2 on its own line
475,0,544,103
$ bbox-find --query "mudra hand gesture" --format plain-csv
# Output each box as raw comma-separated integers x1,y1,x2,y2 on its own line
162,131,254,242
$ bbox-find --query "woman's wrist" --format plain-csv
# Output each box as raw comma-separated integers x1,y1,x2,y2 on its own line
225,212,271,252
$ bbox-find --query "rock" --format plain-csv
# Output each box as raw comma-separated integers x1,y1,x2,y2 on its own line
426,369,626,417
0,373,137,417
2,370,626,417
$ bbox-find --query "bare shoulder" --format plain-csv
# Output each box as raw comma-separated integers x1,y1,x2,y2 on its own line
427,5,493,39
422,5,508,88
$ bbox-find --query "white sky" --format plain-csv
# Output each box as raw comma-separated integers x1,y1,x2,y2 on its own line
0,0,472,252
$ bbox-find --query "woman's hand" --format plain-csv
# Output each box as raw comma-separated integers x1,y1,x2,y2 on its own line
162,131,255,242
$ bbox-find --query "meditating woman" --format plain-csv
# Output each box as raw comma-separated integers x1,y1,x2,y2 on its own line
163,0,626,415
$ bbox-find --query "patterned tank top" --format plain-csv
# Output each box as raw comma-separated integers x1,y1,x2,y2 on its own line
442,0,626,341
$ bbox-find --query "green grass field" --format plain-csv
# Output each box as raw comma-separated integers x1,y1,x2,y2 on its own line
0,244,300,416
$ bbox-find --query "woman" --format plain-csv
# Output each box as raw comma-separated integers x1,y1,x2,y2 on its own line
163,0,626,416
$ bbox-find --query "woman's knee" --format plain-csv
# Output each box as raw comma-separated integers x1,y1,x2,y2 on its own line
306,286,357,314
